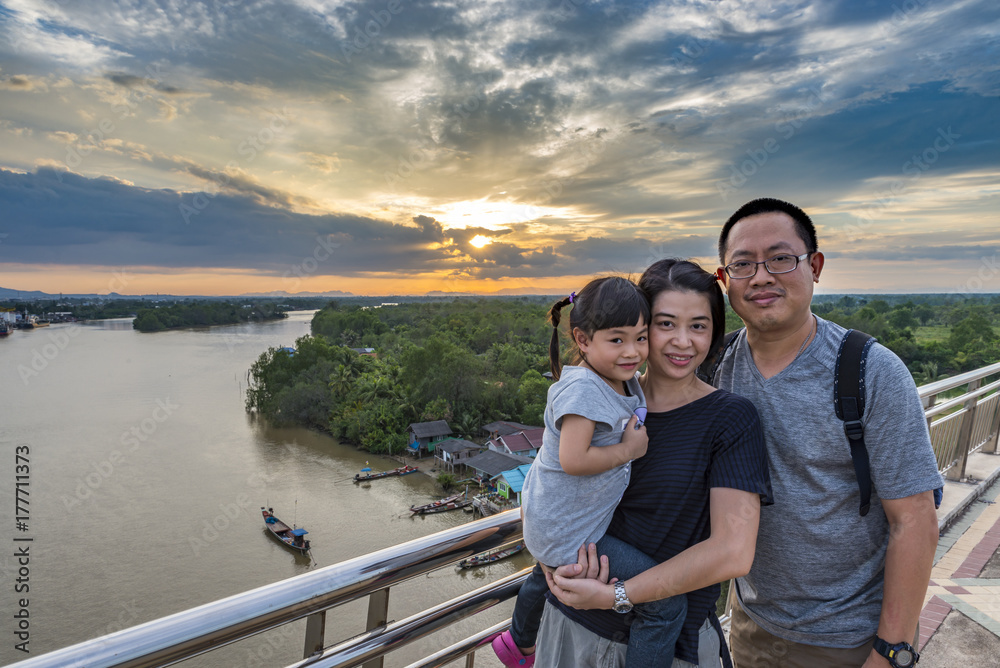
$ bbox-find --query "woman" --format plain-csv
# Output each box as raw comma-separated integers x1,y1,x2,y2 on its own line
535,259,773,668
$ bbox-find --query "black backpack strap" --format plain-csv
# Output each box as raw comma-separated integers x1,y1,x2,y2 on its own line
834,329,876,516
699,328,743,384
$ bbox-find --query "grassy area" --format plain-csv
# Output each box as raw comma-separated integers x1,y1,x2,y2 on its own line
914,325,1000,344
914,326,951,343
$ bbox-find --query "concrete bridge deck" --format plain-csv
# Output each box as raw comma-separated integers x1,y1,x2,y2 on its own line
917,449,1000,666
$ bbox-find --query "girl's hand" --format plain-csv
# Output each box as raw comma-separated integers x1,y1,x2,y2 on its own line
621,414,648,460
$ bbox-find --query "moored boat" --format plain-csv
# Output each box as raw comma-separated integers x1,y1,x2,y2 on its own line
354,464,419,482
410,492,472,515
457,541,526,569
261,506,310,554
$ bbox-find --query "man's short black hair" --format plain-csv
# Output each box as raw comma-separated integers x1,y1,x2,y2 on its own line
718,198,818,263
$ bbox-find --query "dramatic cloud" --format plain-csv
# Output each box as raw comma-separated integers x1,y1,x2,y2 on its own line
0,0,997,293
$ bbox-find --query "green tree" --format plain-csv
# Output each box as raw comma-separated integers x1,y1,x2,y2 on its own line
888,308,917,331
518,370,550,427
949,312,998,351
914,304,935,326
869,300,891,314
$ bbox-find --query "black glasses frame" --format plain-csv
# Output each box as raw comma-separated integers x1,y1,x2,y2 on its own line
724,252,812,279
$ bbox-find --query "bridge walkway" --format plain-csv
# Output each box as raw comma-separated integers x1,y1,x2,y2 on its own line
916,450,1000,666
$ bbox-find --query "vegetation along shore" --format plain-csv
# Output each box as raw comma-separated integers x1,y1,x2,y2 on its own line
245,294,1000,455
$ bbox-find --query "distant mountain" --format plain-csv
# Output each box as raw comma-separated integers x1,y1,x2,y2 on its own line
0,287,141,300
0,287,53,299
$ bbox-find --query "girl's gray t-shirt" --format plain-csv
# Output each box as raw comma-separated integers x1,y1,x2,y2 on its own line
521,365,644,567
715,316,944,647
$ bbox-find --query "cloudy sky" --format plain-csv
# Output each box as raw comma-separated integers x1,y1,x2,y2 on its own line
0,0,997,296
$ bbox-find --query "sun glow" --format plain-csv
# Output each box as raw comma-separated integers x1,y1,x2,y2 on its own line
432,198,578,229
469,235,492,248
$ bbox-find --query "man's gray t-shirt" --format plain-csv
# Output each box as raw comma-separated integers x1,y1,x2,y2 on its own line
521,365,644,567
715,316,943,647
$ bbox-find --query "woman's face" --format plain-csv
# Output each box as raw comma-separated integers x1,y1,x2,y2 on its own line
646,289,715,382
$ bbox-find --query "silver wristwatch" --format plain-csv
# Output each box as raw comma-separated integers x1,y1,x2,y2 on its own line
612,581,633,614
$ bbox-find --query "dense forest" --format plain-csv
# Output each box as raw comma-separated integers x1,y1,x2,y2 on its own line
244,294,1000,455
133,301,288,331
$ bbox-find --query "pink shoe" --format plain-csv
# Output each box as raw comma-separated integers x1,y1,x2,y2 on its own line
492,630,535,667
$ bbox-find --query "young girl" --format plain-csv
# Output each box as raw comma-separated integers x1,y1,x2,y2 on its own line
492,276,687,668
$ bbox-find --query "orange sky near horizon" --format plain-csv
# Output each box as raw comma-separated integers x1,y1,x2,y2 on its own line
0,265,592,297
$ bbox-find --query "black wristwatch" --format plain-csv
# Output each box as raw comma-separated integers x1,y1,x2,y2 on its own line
873,636,919,667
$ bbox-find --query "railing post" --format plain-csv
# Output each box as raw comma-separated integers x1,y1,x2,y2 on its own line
949,379,981,481
304,610,326,658
924,394,936,432
363,588,391,668
985,393,1000,455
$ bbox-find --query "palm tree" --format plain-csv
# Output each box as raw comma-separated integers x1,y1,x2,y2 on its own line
914,361,945,386
328,363,352,395
454,411,480,440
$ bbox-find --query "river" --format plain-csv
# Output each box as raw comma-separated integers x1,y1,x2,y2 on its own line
0,312,521,667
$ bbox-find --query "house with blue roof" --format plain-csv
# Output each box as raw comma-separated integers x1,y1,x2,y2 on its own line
494,463,532,505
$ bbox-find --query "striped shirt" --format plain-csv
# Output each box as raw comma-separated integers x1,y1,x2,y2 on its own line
553,389,773,664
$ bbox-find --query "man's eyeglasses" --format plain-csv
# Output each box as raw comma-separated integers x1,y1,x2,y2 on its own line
723,253,812,279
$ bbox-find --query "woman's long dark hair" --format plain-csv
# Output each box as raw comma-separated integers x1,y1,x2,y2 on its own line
637,259,725,366
548,276,650,380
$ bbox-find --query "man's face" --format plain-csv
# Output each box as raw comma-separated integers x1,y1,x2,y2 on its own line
717,211,823,333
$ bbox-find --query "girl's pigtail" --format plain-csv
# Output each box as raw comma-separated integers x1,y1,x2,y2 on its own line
548,293,575,380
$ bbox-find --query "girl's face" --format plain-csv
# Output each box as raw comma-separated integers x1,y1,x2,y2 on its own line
573,319,648,389
646,290,714,382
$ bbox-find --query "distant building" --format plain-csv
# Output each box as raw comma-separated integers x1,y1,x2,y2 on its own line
481,420,538,440
434,438,483,473
494,464,533,505
349,347,377,356
486,427,543,459
406,420,454,458
464,450,532,484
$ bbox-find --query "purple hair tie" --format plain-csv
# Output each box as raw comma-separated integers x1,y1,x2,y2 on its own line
568,291,576,303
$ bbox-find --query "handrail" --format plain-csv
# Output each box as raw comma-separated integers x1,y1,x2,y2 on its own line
11,360,1000,668
6,510,523,668
924,378,1000,419
918,361,1000,403
917,361,1000,481
285,570,528,668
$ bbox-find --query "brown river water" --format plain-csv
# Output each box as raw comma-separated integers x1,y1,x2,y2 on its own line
0,311,522,667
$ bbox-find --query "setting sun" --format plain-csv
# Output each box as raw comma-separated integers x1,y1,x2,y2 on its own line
470,235,492,248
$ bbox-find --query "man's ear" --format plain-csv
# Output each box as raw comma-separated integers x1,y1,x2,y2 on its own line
715,267,729,290
810,252,825,282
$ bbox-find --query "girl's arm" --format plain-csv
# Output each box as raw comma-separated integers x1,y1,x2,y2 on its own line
546,487,761,607
559,413,647,477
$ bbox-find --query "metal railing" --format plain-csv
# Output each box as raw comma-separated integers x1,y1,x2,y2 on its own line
11,362,1000,668
919,361,1000,481
7,511,525,668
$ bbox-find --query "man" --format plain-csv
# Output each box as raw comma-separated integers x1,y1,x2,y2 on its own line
713,198,942,668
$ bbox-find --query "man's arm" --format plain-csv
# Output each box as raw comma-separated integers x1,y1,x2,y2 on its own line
862,490,938,668
547,487,760,608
